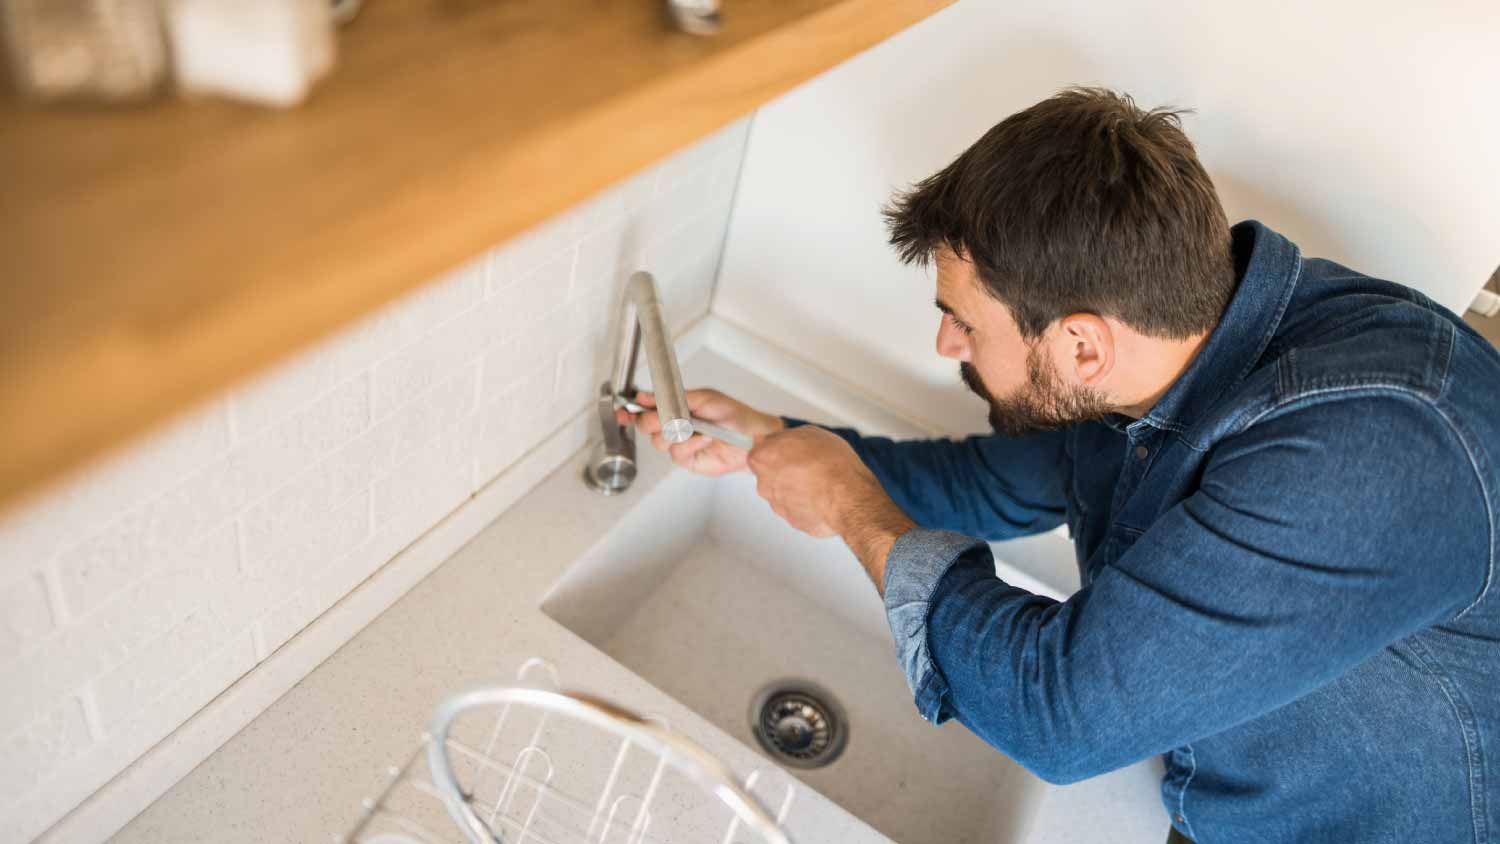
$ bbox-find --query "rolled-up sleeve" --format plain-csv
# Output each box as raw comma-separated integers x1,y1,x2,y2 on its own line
881,528,991,721
905,395,1490,785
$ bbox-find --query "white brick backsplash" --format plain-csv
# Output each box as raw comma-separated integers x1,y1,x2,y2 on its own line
573,221,647,302
502,252,576,329
0,116,749,840
0,572,53,662
499,214,578,287
655,119,746,195
92,575,270,734
472,371,551,485
250,494,376,659
143,375,371,555
260,488,372,590
230,324,383,444
646,156,738,237
554,328,607,414
0,400,230,569
256,590,313,659
0,525,238,736
0,695,91,798
374,416,480,538
360,257,488,358
55,499,246,624
296,511,418,630
570,166,659,238
240,365,477,567
232,261,484,439
371,294,505,421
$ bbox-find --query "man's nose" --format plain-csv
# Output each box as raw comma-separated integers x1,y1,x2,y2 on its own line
936,317,971,362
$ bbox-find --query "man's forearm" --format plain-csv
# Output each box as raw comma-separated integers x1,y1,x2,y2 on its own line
835,485,917,596
782,418,1069,542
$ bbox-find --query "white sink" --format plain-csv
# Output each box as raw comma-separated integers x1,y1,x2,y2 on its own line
543,462,1046,844
541,338,1164,844
536,345,1069,844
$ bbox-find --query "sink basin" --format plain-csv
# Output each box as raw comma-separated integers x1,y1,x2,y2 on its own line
543,465,1041,844
541,343,1163,844
543,446,1050,843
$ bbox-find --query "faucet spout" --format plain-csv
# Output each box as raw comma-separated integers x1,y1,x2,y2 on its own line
611,271,693,444
583,271,692,495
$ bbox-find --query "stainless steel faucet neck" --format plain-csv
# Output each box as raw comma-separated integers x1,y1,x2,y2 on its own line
584,271,693,495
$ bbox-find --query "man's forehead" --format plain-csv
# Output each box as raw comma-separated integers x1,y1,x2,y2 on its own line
934,247,978,300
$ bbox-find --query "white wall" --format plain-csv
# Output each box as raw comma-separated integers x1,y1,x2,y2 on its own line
0,118,749,843
715,0,1500,436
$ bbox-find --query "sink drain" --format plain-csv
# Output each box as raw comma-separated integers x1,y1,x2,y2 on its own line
750,682,847,769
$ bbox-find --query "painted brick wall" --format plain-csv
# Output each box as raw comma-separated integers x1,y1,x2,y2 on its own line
0,118,749,842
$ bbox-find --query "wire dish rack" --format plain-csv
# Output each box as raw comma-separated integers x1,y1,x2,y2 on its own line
339,659,798,844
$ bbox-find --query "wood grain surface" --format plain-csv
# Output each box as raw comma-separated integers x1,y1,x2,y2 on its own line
0,0,951,514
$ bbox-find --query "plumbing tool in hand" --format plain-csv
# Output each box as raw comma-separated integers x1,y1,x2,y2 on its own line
616,397,755,451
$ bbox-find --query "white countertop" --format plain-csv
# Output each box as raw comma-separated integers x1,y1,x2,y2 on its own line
109,321,1167,844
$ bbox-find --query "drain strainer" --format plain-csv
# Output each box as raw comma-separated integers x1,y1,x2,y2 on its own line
750,682,847,769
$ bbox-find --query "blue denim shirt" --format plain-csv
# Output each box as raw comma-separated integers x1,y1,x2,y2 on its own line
790,222,1500,843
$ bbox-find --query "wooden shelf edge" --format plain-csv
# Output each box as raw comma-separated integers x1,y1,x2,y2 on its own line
0,0,953,515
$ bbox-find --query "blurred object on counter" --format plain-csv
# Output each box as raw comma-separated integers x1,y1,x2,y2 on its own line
667,0,721,35
164,0,334,107
0,0,168,103
330,0,362,26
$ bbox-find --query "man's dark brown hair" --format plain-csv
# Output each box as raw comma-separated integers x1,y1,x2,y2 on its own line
884,87,1236,340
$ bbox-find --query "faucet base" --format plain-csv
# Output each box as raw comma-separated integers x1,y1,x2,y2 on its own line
583,446,637,496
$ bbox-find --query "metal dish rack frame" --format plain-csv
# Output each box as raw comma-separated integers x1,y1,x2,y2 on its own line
340,659,797,844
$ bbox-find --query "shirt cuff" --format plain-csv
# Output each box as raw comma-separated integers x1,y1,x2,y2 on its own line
883,527,989,723
780,415,856,439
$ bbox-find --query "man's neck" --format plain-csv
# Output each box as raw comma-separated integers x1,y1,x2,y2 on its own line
1114,329,1214,418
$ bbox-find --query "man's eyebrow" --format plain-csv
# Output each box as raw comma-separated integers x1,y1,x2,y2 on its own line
933,297,964,322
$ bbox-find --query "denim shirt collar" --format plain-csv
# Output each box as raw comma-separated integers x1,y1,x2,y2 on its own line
1133,221,1302,433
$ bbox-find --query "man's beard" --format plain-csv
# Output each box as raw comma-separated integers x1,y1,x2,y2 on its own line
960,346,1111,436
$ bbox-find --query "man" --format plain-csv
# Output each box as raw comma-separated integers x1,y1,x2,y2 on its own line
621,88,1500,843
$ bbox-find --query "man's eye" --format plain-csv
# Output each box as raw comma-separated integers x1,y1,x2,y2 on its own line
949,315,974,336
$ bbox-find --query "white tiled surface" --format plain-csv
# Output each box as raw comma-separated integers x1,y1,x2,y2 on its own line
0,118,750,843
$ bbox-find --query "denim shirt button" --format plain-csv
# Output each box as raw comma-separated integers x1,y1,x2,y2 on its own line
1134,445,1149,459
1174,813,1186,824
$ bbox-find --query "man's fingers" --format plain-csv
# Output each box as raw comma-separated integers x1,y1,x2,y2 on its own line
668,435,714,464
746,443,774,475
672,448,699,471
682,388,722,413
635,410,662,436
746,443,763,473
635,391,657,407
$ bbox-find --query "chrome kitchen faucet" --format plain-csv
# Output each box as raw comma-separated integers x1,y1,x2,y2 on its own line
583,271,693,495
583,271,752,495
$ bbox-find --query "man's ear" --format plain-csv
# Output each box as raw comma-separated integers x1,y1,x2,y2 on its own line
1056,313,1115,386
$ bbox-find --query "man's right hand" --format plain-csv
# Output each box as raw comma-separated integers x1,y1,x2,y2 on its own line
617,388,785,476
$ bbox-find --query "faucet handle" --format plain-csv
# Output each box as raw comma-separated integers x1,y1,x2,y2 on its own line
595,380,632,455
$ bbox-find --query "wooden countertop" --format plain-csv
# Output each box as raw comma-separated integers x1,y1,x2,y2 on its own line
0,0,951,514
